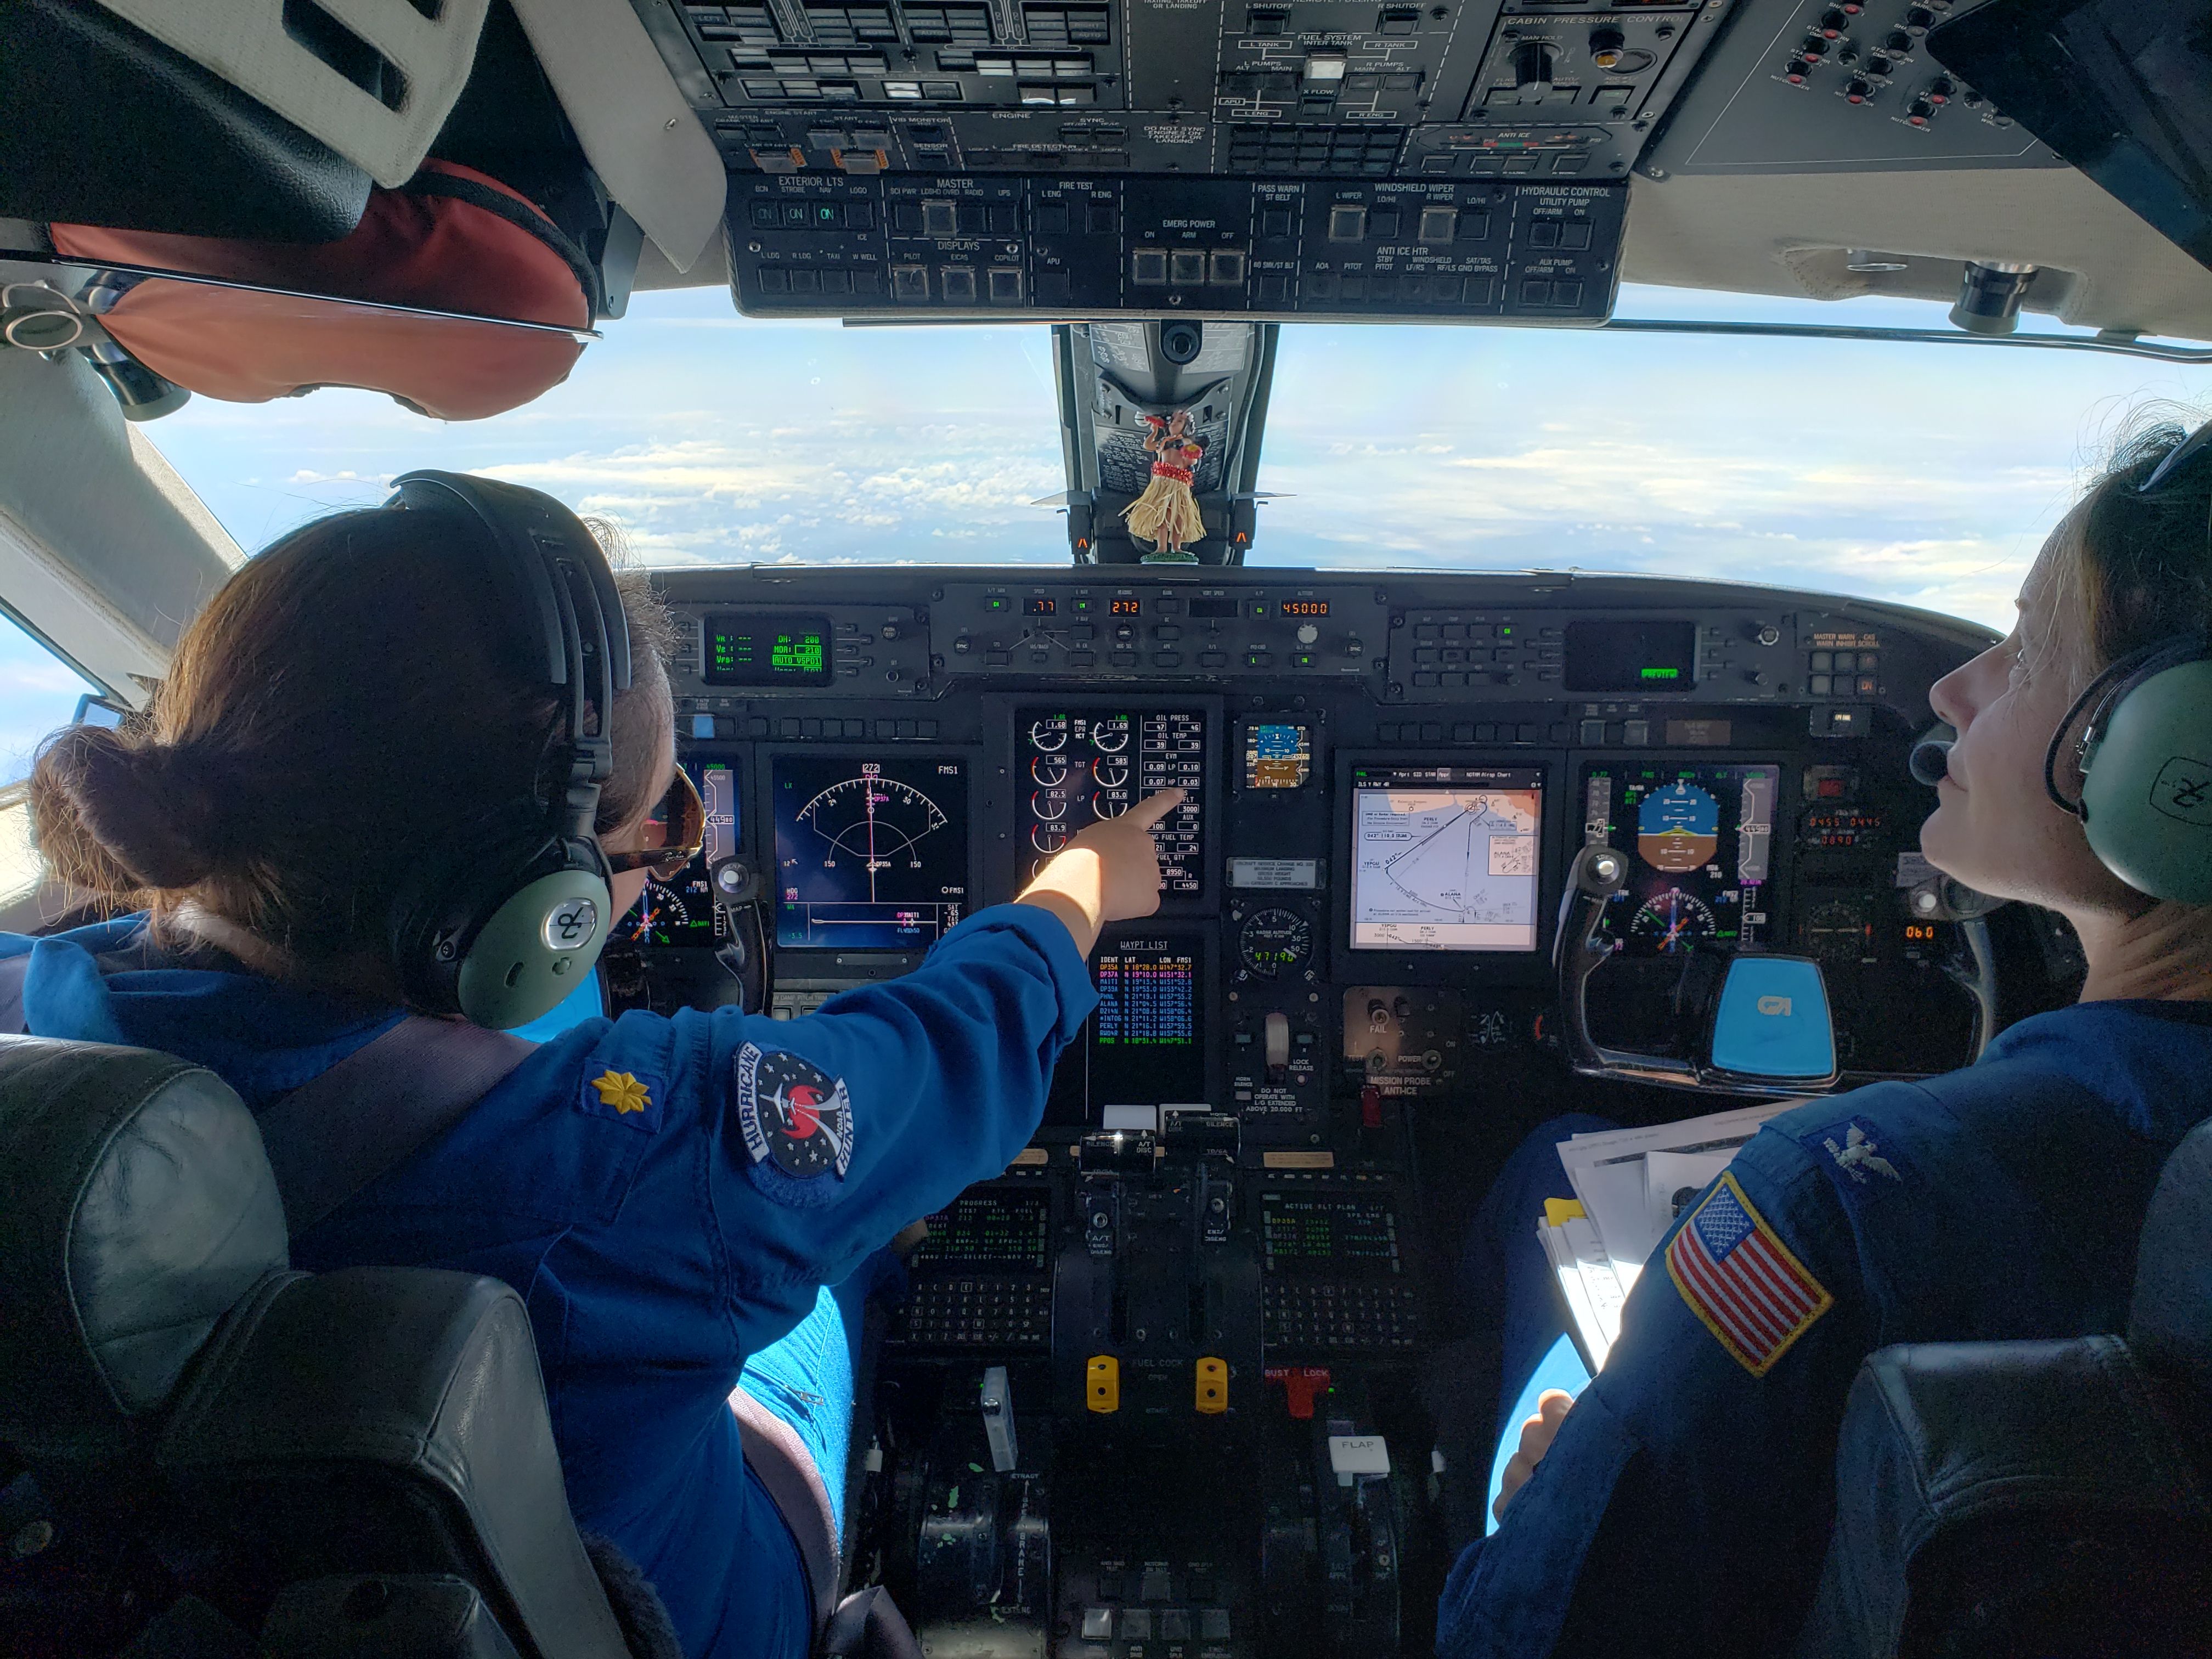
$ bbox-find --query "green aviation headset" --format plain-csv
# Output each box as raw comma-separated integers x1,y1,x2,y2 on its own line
382,470,633,1029
2042,426,2212,905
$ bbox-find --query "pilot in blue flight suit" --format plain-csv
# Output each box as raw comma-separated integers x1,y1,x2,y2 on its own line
1441,415,2212,1657
8,480,1183,1659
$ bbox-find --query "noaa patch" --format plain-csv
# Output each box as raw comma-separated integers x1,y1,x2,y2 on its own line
736,1043,854,1205
1804,1116,1908,1195
580,1067,663,1132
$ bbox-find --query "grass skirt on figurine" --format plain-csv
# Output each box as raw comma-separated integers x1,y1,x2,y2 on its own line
1123,474,1205,550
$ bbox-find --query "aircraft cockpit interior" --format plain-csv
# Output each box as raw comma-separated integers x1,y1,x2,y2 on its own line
5,1,2212,1656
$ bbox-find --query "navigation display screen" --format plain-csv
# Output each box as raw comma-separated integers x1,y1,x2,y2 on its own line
1581,761,1779,956
703,614,834,687
1348,766,1544,951
1018,710,1205,894
1260,1193,1404,1275
1043,935,1205,1123
771,754,968,949
621,760,739,949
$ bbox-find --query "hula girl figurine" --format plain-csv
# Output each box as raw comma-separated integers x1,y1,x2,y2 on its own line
1123,409,1205,559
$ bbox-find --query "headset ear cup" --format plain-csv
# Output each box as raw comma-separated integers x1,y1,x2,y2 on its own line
391,826,612,1026
454,863,612,1029
2077,657,2212,903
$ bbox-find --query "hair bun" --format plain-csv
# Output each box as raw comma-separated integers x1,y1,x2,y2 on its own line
39,726,226,890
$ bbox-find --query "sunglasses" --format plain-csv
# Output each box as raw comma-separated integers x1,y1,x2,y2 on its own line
606,765,706,881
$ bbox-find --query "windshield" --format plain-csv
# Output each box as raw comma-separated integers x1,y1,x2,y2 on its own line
145,284,2212,634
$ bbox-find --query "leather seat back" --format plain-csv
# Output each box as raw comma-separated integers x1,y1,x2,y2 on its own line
1799,1119,2212,1659
0,1035,631,1658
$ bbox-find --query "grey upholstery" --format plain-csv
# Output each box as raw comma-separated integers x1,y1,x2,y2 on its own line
0,1035,286,1457
0,0,371,241
0,1035,635,1658
1801,1121,2212,1658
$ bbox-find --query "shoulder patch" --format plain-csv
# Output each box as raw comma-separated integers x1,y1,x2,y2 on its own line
1664,1171,1833,1376
1803,1116,1909,1197
580,1067,663,1132
735,1042,855,1205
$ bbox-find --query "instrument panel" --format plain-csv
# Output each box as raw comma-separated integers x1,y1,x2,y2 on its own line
624,563,2072,1657
642,563,2006,1087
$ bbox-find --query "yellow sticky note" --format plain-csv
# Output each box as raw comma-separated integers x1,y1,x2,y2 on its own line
1543,1198,1587,1228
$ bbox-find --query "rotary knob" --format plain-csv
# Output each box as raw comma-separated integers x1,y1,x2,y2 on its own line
1295,622,1319,646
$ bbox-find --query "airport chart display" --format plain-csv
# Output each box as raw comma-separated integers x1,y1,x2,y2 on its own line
1349,766,1544,951
772,754,968,949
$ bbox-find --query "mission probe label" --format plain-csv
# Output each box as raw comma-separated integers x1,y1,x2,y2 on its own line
737,1043,855,1201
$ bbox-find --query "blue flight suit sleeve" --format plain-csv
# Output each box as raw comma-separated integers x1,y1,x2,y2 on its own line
569,902,1096,1356
1438,1106,1888,1659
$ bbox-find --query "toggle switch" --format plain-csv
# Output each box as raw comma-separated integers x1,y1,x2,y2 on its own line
1087,1354,1120,1413
1196,1357,1228,1414
1265,1011,1291,1082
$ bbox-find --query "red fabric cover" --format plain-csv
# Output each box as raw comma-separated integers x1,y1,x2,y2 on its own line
50,161,586,420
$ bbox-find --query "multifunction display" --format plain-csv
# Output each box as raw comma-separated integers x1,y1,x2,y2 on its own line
621,761,737,949
1260,1194,1404,1274
1019,709,1205,891
703,614,834,687
1348,765,1544,952
771,754,968,949
1045,937,1204,1122
909,1190,1051,1272
1581,762,1779,956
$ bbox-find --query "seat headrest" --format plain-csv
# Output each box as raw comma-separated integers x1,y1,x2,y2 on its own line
2129,1116,2212,1389
0,1036,287,1458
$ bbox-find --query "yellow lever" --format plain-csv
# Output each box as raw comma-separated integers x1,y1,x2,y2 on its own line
1086,1354,1119,1414
1196,1356,1227,1414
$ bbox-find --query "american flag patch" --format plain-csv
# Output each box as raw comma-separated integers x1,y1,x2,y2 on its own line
1664,1172,1832,1376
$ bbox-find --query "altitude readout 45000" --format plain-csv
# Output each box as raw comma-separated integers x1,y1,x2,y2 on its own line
1019,711,1205,892
772,755,969,950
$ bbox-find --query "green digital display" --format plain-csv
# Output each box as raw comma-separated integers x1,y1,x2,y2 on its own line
704,613,834,687
1640,665,1682,681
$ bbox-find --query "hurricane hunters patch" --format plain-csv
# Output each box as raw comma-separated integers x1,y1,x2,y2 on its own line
1664,1172,1833,1377
579,1067,664,1132
735,1042,854,1205
1801,1116,1910,1203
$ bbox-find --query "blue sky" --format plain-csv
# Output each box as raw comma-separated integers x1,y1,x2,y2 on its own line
4,279,2209,778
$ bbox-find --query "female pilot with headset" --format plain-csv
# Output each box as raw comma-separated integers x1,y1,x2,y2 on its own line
9,472,1182,1659
1438,413,2212,1657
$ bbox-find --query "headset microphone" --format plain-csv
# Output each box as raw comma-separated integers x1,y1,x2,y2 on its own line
1908,737,1953,788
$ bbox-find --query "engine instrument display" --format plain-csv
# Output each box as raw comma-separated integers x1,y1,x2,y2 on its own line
1348,766,1544,952
1244,722,1312,790
622,761,739,949
1019,710,1205,893
703,614,833,687
771,754,968,949
1581,761,1779,956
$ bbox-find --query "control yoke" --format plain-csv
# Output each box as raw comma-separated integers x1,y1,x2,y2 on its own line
1553,844,1842,1097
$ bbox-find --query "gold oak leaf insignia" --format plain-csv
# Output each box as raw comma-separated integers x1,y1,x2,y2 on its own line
590,1070,651,1116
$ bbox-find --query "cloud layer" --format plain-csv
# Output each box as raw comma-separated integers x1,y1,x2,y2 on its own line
141,285,2212,634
